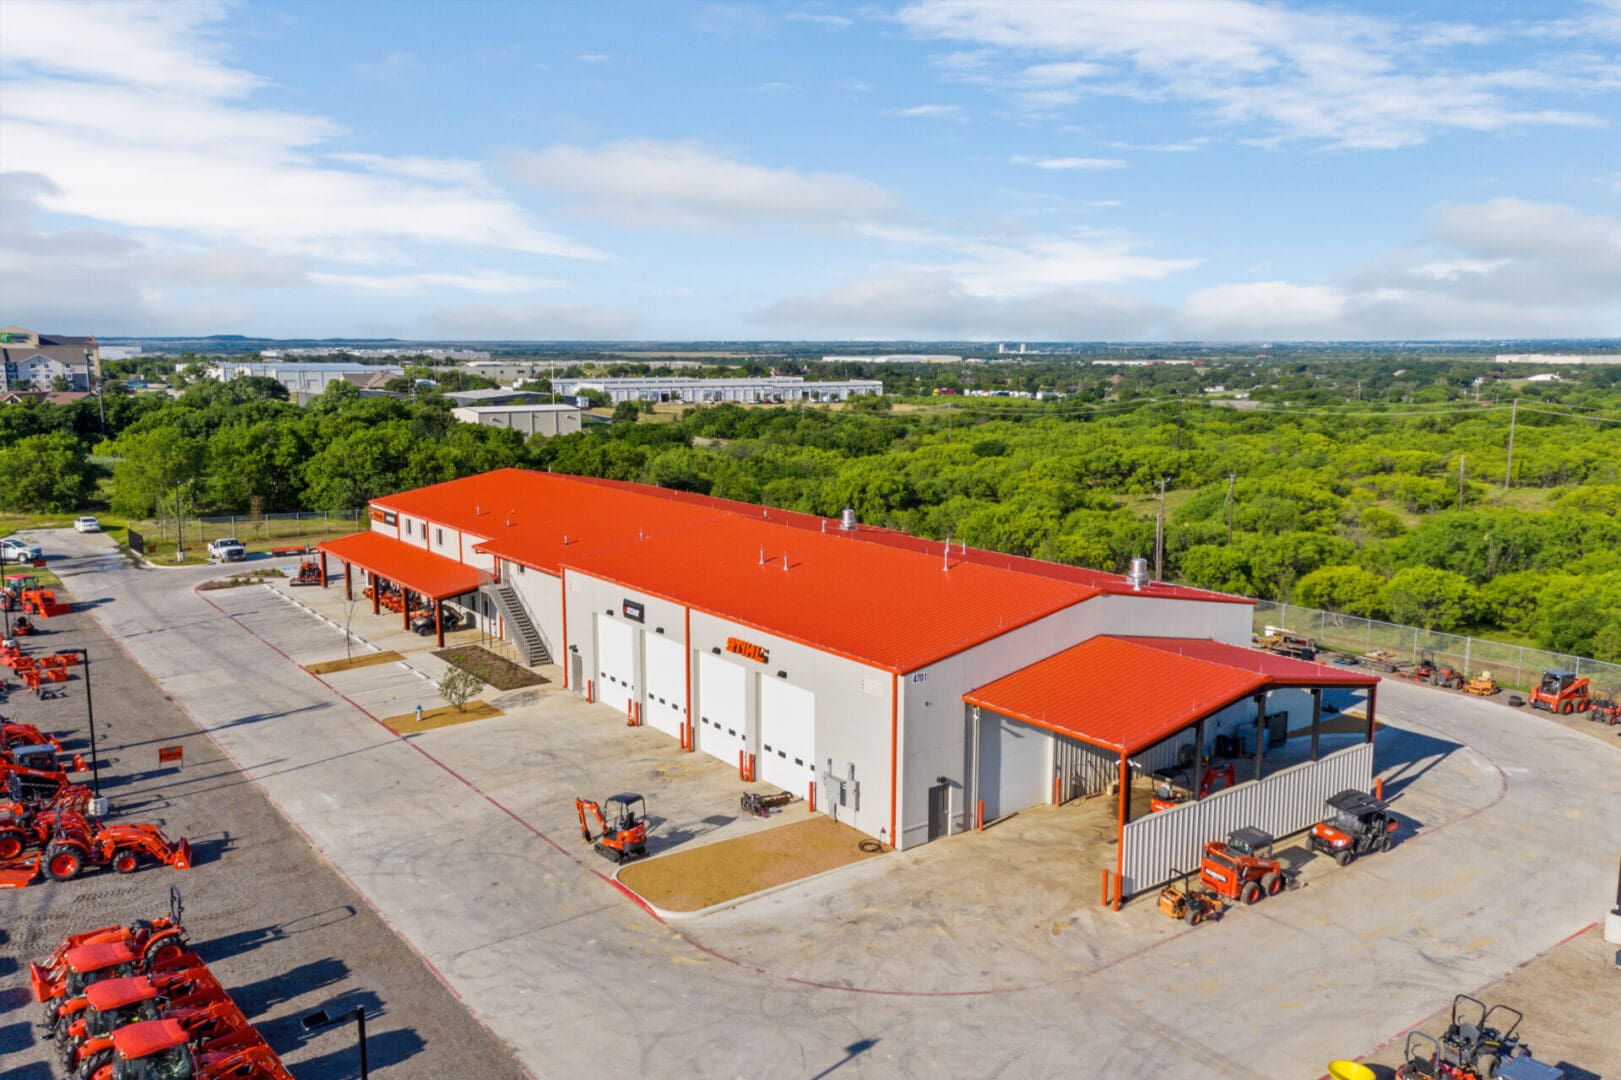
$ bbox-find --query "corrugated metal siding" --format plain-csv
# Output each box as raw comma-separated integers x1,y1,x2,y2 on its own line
1134,727,1198,776
1055,736,1116,799
1120,741,1373,896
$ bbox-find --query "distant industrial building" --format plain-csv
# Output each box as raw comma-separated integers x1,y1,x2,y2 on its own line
451,404,582,438
444,388,558,407
213,360,403,402
99,345,143,361
821,354,962,364
552,375,881,404
1496,354,1621,365
0,327,101,392
262,346,492,361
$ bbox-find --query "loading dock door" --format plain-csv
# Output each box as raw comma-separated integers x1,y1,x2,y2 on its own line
697,652,747,766
642,633,686,740
978,713,1051,821
758,678,815,793
597,617,636,704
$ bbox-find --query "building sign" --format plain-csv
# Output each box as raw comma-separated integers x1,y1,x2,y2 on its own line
369,507,398,526
622,599,645,623
726,636,770,664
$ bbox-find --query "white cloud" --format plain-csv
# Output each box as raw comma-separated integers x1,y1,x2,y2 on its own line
308,271,565,296
578,52,611,63
1012,155,1128,170
507,137,905,233
949,235,1196,295
0,1,601,266
1183,281,1347,336
423,302,640,339
897,104,961,117
897,0,1609,148
787,12,854,28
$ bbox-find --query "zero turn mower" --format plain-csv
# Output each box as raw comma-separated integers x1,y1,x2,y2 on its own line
1156,867,1225,925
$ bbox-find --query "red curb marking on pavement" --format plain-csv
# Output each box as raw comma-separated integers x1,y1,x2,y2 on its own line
1317,919,1601,1080
198,585,1529,1003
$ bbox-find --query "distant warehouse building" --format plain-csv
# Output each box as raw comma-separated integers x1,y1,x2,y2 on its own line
451,403,582,438
213,360,402,402
551,375,881,404
315,469,1378,905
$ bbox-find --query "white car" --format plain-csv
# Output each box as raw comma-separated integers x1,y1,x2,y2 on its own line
73,516,102,533
0,537,42,561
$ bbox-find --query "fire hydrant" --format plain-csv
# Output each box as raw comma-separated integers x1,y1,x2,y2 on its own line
415,704,424,725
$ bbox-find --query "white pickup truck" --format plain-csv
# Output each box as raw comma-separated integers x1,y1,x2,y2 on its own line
207,537,247,563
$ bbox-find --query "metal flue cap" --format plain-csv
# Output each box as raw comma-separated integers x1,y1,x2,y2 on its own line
1126,557,1150,591
839,508,857,531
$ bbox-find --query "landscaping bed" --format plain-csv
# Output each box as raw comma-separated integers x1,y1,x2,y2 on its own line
432,645,546,689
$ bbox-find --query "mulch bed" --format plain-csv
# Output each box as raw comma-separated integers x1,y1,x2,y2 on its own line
306,650,404,675
432,645,546,690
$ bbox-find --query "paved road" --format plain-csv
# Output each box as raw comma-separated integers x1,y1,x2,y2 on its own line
47,528,1621,1079
2,538,524,1080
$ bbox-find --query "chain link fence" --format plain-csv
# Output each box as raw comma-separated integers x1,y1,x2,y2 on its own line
1252,601,1621,698
145,510,364,549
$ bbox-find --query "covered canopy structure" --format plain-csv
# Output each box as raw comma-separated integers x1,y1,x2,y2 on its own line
316,531,482,646
963,635,1381,907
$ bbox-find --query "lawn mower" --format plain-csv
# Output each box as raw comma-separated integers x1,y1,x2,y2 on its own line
1404,650,1465,689
576,793,649,863
1463,671,1500,697
741,790,794,817
1586,696,1620,725
1310,788,1399,867
1156,866,1225,925
1199,827,1287,905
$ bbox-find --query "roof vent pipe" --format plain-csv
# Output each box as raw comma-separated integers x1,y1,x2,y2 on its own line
1127,557,1150,591
759,546,765,565
782,552,789,571
840,508,857,531
943,535,951,571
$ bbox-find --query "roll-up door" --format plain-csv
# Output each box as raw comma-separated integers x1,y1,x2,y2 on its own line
642,633,686,740
979,713,1051,821
697,652,747,767
758,678,815,794
597,617,636,709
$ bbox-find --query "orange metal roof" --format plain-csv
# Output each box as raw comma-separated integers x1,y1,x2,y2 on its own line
963,636,1377,755
317,531,481,600
562,515,1098,673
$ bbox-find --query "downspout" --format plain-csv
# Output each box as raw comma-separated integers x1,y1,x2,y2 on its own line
889,672,899,849
560,568,569,690
1115,751,1128,911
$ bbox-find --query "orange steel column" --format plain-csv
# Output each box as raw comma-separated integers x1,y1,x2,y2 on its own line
888,672,899,849
343,561,352,601
1366,682,1378,744
372,576,380,615
434,601,444,648
1114,752,1129,911
319,551,328,589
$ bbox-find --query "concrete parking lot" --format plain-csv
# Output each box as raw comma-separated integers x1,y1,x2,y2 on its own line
40,526,1621,1078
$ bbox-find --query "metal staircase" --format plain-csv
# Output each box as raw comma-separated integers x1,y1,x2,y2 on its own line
481,582,551,667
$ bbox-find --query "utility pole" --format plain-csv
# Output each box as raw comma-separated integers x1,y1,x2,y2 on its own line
1225,473,1237,544
1457,454,1466,512
1154,476,1167,581
1504,398,1518,491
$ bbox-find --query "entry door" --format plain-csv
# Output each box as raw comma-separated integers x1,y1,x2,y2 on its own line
697,653,747,767
928,783,949,841
757,678,815,794
642,633,686,740
597,617,636,708
979,714,1051,821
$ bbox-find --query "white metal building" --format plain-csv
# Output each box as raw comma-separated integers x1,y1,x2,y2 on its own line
451,404,582,438
551,375,882,404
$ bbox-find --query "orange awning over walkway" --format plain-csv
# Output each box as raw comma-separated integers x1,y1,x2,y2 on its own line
317,531,480,600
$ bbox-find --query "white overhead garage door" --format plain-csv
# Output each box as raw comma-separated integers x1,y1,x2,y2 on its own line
758,678,815,795
642,633,686,741
979,713,1051,821
597,617,637,711
697,652,747,769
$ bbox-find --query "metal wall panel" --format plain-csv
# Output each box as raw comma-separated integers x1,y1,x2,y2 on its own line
1119,741,1373,896
1054,736,1116,799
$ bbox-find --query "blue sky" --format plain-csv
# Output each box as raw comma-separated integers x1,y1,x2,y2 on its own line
2,0,1618,340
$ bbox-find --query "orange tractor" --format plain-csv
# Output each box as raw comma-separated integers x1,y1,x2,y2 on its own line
1527,670,1590,714
3,720,66,751
70,978,251,1078
89,1019,294,1080
289,561,322,587
39,810,193,882
1199,827,1288,905
576,793,649,863
31,888,191,1014
1,782,94,860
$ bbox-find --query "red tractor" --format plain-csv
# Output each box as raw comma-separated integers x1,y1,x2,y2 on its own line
68,977,249,1079
1199,827,1288,905
42,811,193,881
1586,695,1620,726
90,1019,294,1080
31,889,191,1008
1528,670,1590,714
0,786,95,860
576,793,649,863
2,720,65,751
289,561,322,587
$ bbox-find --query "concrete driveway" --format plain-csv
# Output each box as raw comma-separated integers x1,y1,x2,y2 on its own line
45,527,1621,1078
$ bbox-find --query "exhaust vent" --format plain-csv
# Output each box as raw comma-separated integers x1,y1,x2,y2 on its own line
839,508,857,531
1126,557,1150,591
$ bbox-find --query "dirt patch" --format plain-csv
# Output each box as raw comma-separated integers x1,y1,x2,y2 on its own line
380,700,503,734
433,645,546,690
617,816,888,912
306,650,404,675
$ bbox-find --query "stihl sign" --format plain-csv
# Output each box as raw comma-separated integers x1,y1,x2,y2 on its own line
726,637,770,664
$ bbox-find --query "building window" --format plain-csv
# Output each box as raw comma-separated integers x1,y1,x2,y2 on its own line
435,527,444,545
405,520,413,537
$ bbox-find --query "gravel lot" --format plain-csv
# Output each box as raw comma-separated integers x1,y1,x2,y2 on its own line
0,595,526,1079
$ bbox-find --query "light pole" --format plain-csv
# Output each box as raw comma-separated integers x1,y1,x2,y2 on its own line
302,1005,367,1078
66,647,105,815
